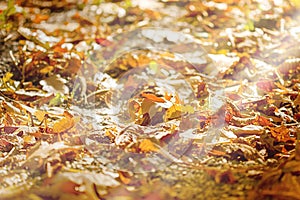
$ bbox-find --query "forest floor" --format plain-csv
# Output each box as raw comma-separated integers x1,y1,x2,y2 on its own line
1,0,300,199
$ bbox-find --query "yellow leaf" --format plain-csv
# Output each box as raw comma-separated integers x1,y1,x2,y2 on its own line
216,49,228,54
2,72,13,83
182,105,195,114
40,66,54,74
139,139,158,152
52,115,75,133
165,103,182,121
34,110,48,122
23,135,36,146
118,171,131,185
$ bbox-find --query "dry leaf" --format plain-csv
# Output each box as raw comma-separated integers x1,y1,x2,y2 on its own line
34,110,48,122
269,125,295,143
141,92,166,103
118,171,132,185
228,125,265,136
139,139,158,152
164,103,182,121
52,115,75,133
40,75,69,94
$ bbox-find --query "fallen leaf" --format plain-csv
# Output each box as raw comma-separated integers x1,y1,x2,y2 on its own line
34,110,48,122
52,111,75,133
95,38,113,47
139,139,158,152
118,171,132,185
40,75,69,94
228,125,265,136
32,14,49,23
141,92,166,103
269,125,295,143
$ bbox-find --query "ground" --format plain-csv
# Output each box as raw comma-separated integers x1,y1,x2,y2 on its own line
0,0,300,199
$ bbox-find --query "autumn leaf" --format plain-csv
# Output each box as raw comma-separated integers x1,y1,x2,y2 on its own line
23,135,36,147
164,103,182,121
40,75,69,94
269,125,295,143
0,137,14,152
139,139,158,152
52,111,75,133
141,92,166,103
32,14,49,23
118,171,132,185
41,171,119,199
257,115,273,127
63,56,82,76
95,38,113,47
228,125,265,136
34,110,48,122
2,1,300,199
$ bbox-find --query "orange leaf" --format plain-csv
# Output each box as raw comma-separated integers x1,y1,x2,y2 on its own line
141,92,165,103
257,115,273,127
269,125,294,143
164,92,172,101
118,171,132,185
139,139,158,152
23,135,36,146
165,103,182,121
174,93,181,104
3,113,14,126
33,14,49,23
62,111,74,118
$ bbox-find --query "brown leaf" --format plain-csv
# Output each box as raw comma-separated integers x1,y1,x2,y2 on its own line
206,168,236,184
63,56,82,76
40,75,69,94
228,125,265,136
0,136,14,152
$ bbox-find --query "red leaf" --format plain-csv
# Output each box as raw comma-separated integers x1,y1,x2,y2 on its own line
95,38,113,47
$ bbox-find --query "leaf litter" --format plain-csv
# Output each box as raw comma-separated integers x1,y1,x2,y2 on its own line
0,0,300,199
